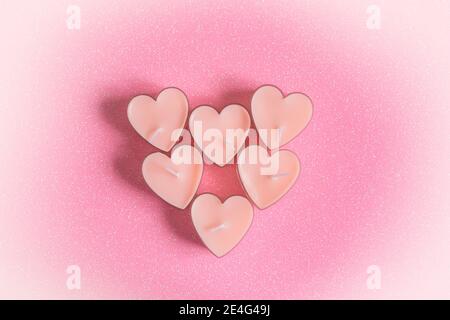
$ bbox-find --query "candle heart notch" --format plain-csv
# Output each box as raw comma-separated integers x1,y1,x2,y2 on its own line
128,87,189,152
237,145,300,209
189,104,251,167
191,194,253,257
142,145,203,209
251,85,313,150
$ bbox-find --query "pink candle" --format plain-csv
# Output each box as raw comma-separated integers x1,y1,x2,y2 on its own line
191,194,253,257
189,104,250,166
237,145,300,209
142,145,203,209
128,88,189,152
251,85,312,150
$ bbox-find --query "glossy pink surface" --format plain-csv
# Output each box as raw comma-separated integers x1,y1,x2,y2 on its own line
0,0,449,299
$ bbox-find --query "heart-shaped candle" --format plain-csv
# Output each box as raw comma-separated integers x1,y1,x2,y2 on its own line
251,85,313,149
237,145,300,209
191,194,253,257
128,88,189,152
142,145,203,209
189,104,250,166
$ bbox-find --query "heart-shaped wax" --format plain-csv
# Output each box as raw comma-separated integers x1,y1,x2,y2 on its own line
251,85,313,149
191,194,253,257
189,104,250,166
128,88,188,152
142,145,203,209
237,145,300,209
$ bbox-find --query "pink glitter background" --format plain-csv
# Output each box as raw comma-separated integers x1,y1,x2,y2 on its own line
0,0,449,299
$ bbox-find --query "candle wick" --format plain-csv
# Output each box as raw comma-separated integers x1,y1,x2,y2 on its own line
165,167,179,178
271,172,289,180
210,223,227,233
148,127,163,143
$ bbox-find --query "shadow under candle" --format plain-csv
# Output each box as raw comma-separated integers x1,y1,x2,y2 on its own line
99,89,203,247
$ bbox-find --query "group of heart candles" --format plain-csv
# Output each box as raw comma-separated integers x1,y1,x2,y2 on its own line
127,85,313,257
